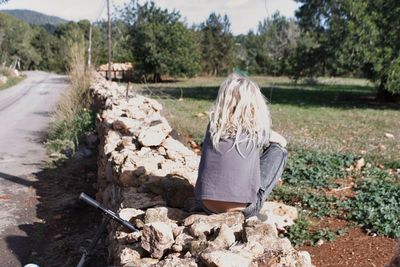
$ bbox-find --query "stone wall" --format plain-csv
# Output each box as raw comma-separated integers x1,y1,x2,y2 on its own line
91,73,314,267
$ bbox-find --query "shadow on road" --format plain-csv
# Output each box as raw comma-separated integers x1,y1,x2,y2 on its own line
5,155,107,267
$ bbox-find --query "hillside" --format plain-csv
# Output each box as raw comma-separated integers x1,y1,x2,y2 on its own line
0,9,67,25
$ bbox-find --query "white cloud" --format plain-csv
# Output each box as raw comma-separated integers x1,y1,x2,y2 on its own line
0,0,300,34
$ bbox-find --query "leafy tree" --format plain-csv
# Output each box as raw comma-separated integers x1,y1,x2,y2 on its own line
0,13,41,69
199,13,235,75
295,0,400,99
122,1,201,82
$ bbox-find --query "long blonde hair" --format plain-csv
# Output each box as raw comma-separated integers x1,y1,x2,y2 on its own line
209,73,271,154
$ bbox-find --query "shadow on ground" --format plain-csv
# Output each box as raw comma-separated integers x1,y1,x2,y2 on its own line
146,83,400,110
5,155,107,267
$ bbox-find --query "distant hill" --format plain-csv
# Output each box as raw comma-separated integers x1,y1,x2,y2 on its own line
0,9,68,26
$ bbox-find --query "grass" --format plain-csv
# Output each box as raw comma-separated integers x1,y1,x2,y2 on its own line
129,75,400,243
132,76,400,164
0,67,24,91
46,42,94,156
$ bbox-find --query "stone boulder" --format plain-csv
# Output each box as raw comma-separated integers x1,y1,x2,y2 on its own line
141,222,175,259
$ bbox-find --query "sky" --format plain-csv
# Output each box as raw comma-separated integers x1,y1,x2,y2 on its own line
1,0,300,35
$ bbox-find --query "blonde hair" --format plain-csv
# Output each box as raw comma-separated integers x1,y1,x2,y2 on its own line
209,73,271,154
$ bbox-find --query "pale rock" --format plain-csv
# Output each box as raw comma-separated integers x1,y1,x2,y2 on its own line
154,255,197,267
138,258,160,267
0,75,8,84
243,220,292,253
354,157,365,170
141,222,174,259
385,132,395,139
201,250,252,267
162,137,195,161
116,230,142,244
121,189,166,209
119,208,145,222
174,230,195,251
144,175,194,208
138,120,172,146
104,130,122,155
112,117,141,134
254,250,313,267
119,246,141,266
184,212,245,237
259,202,298,230
144,207,189,225
208,224,236,250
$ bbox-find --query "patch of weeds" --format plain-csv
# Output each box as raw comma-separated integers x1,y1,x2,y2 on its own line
280,213,347,246
283,149,356,189
271,185,341,218
47,109,95,155
343,176,400,238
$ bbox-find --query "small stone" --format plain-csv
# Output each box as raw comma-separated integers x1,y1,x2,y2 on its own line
201,250,252,267
385,133,394,139
138,120,172,146
141,222,174,259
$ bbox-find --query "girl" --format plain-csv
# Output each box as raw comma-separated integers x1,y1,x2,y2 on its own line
194,73,288,219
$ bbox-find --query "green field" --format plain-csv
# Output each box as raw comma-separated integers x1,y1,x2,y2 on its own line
132,76,400,242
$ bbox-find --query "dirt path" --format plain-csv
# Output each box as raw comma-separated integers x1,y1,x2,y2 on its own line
0,71,67,266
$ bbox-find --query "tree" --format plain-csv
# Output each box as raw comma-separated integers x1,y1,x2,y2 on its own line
122,1,201,82
0,13,41,69
295,0,400,99
199,13,235,76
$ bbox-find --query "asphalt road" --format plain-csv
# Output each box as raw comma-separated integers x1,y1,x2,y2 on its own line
0,71,68,266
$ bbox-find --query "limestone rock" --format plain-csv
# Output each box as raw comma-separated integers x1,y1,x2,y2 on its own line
144,206,189,225
154,254,197,267
208,224,236,250
254,250,313,267
138,120,172,146
119,208,145,222
243,220,292,253
259,202,298,231
145,175,194,208
201,250,252,267
121,189,166,209
184,212,245,237
141,222,174,259
162,136,195,161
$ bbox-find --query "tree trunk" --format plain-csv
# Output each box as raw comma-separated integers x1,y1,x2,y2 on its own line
377,76,400,102
153,73,162,83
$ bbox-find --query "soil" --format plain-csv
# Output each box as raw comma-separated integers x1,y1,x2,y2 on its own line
22,141,397,267
299,217,397,267
26,155,108,267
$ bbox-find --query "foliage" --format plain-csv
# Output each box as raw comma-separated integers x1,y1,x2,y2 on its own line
343,177,400,237
0,13,41,69
283,149,356,188
295,0,400,98
47,42,94,154
199,13,235,76
122,1,201,81
281,213,346,246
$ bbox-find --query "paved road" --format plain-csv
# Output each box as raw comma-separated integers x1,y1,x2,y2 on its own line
0,71,68,266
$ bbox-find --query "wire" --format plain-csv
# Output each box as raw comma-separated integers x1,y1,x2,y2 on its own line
264,0,270,18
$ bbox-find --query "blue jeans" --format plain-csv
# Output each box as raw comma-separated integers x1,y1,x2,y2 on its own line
195,143,288,218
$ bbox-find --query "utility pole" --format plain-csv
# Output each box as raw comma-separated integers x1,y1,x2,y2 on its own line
107,0,112,80
87,23,92,69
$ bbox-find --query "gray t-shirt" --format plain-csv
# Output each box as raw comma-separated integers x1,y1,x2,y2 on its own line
194,125,261,203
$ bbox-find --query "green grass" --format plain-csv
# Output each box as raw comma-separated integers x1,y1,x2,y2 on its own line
0,76,24,91
130,75,400,240
132,76,400,163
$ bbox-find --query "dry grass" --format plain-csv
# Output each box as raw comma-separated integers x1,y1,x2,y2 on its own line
47,42,94,153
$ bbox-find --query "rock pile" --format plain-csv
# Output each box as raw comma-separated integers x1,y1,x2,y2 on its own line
91,73,313,267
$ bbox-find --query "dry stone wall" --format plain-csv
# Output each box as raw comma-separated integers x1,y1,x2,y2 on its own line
91,73,314,267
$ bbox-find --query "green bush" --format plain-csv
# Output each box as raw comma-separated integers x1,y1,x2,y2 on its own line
343,177,400,237
283,149,356,188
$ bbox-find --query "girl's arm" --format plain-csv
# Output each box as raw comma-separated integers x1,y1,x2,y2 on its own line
269,130,287,148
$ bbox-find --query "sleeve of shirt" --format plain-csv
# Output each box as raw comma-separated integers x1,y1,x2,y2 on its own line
269,130,287,148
